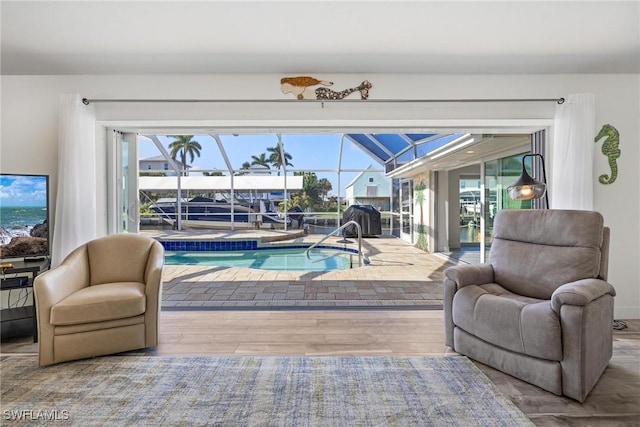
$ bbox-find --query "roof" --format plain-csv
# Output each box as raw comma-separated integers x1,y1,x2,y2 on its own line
138,175,303,191
344,133,469,173
345,165,382,189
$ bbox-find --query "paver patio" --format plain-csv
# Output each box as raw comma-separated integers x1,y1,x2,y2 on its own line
149,230,455,309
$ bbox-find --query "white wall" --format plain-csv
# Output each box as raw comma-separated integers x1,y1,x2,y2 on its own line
2,73,638,318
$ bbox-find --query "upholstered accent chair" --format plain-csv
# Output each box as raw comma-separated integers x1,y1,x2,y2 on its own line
444,209,615,402
34,234,164,366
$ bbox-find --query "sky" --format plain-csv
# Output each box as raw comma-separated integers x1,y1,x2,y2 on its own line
0,174,48,207
137,134,382,196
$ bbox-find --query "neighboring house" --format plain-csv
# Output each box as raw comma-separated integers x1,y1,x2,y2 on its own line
345,165,390,211
139,155,190,175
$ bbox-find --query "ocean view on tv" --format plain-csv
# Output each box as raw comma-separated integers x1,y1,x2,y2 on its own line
0,174,49,259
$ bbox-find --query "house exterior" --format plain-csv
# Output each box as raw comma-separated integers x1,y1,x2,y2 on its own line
139,155,189,175
345,166,390,211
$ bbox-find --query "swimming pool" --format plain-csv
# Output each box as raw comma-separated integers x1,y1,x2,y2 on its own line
164,247,356,271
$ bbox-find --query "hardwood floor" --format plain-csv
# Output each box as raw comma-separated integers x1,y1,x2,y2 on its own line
2,310,639,426
154,310,640,426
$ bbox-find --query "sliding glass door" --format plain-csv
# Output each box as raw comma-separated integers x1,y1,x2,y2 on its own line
400,179,413,243
483,153,533,261
108,130,139,234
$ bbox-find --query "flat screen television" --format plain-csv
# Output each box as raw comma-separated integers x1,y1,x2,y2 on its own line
0,174,50,261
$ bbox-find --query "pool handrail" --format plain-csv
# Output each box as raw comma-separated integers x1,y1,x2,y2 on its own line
305,220,367,267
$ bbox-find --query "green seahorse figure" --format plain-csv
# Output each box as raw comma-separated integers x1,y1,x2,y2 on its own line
594,124,620,184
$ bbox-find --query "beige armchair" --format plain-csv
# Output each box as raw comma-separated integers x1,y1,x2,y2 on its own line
444,209,615,402
34,234,164,366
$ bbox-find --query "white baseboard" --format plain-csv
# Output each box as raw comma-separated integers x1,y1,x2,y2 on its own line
614,306,640,320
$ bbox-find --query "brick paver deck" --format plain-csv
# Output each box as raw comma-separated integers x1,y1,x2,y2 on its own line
150,231,454,309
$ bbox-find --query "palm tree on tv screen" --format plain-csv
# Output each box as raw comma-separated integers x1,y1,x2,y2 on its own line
168,135,202,176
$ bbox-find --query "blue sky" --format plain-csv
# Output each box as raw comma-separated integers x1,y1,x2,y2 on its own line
137,134,382,195
0,174,48,207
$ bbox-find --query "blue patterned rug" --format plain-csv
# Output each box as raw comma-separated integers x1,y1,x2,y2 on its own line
1,355,532,426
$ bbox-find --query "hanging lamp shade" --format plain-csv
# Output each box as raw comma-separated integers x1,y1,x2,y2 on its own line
507,154,549,205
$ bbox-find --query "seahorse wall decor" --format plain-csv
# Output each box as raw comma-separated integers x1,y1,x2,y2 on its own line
594,124,621,185
280,76,373,100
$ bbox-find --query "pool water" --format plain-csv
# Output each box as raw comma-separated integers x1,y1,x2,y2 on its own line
164,248,354,271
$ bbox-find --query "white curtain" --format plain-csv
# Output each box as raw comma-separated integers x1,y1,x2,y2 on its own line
549,93,595,210
51,94,97,266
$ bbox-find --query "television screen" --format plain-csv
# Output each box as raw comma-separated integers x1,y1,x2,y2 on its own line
0,174,50,260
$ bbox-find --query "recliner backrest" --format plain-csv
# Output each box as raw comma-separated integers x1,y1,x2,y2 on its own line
87,234,155,286
489,209,605,299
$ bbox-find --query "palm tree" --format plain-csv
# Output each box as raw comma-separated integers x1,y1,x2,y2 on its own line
250,153,271,169
293,171,320,207
267,142,293,175
317,178,333,204
168,135,202,176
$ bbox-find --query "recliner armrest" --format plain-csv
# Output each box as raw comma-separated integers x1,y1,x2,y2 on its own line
551,278,616,313
444,263,495,290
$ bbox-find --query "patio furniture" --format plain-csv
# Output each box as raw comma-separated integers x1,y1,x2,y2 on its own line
34,234,164,366
444,209,615,402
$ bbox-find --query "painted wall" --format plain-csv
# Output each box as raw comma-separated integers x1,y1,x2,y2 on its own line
1,73,638,318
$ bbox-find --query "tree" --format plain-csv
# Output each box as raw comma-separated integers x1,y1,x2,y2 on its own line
250,153,271,169
267,142,293,174
235,162,251,176
203,171,223,176
292,171,323,210
317,178,333,205
168,135,202,176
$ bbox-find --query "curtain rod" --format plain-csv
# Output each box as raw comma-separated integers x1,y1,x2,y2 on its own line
82,97,565,105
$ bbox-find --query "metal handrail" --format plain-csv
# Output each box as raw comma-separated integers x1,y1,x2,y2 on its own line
305,220,366,268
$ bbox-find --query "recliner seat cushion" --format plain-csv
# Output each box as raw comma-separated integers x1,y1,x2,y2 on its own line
50,282,146,325
452,283,562,361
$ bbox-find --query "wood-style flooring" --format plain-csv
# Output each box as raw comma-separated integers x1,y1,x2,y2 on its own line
2,310,639,426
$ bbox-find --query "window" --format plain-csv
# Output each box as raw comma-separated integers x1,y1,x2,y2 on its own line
368,177,374,183
366,185,378,197
163,163,168,170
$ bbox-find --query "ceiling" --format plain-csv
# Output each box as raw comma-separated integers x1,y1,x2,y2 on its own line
2,1,639,75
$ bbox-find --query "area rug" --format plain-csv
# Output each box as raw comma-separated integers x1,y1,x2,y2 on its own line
1,355,532,426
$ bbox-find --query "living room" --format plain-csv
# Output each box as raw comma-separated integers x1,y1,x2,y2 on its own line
1,1,639,425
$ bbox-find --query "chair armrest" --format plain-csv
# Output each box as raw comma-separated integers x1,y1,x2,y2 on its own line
143,240,164,347
444,263,495,290
144,240,164,289
34,246,90,310
34,246,90,366
551,278,616,314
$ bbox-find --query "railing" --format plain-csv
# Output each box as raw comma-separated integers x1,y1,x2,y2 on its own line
304,220,368,268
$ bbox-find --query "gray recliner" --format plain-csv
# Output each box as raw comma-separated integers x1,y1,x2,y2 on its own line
444,209,615,402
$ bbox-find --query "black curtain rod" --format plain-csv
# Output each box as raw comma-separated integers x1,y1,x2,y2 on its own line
82,97,565,105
